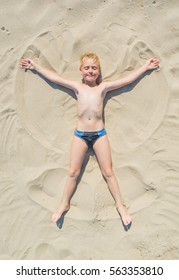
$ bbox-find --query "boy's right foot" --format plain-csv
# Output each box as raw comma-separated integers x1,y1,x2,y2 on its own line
51,204,70,223
116,204,132,228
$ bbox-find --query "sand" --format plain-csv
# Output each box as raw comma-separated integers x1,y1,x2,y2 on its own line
0,0,179,260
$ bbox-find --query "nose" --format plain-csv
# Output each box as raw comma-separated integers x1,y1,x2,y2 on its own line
88,67,93,73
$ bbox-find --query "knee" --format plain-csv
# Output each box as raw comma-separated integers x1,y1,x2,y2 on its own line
101,166,114,179
68,168,80,179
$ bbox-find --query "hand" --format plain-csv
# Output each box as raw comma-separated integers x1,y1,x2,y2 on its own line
145,57,160,71
20,58,35,70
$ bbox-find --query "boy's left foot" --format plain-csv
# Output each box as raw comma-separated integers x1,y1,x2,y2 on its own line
51,204,70,223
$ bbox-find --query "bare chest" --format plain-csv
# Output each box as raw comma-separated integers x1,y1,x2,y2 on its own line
77,88,103,106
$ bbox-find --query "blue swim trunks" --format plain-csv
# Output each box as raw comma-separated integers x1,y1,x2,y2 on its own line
74,128,107,148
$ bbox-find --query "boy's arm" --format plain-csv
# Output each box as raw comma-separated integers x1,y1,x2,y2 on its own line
103,58,159,93
20,58,79,91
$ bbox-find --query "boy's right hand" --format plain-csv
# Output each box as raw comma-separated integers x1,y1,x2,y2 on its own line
20,58,35,70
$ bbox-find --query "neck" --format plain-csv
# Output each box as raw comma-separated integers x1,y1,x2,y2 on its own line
83,80,97,87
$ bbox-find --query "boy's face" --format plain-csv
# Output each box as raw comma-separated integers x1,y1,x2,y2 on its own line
80,58,100,85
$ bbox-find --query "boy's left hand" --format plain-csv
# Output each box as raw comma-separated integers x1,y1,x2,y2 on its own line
145,57,160,70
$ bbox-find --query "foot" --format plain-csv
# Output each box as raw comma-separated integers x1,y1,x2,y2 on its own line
116,204,132,227
51,204,70,223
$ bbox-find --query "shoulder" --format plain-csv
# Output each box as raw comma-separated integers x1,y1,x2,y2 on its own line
67,80,81,93
100,79,125,93
99,81,108,95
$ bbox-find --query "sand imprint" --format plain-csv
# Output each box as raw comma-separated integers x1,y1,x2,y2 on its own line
15,29,169,220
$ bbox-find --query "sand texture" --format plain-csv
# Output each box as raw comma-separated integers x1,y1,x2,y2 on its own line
0,0,179,259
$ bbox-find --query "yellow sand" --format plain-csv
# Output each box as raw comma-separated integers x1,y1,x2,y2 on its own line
0,0,179,259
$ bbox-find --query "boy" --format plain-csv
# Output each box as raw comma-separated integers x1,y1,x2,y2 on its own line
20,53,159,227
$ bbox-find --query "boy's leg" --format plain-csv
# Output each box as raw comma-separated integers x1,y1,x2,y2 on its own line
93,135,132,226
51,136,88,223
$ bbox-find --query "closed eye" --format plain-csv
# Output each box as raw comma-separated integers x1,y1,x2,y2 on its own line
83,66,98,70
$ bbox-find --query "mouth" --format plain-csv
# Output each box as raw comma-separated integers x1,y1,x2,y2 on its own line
86,75,95,78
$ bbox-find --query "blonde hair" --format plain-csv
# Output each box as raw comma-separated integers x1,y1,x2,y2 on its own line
80,53,102,84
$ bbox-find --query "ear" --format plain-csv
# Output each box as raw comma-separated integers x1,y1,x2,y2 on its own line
79,67,82,75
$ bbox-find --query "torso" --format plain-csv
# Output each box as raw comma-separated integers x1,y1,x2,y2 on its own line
75,83,106,131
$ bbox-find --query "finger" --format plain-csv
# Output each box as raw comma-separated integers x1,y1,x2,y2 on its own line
20,62,29,69
20,61,28,66
20,63,28,68
153,57,159,63
20,58,30,64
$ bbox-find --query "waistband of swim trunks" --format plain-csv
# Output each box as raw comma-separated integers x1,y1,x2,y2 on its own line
75,128,106,134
